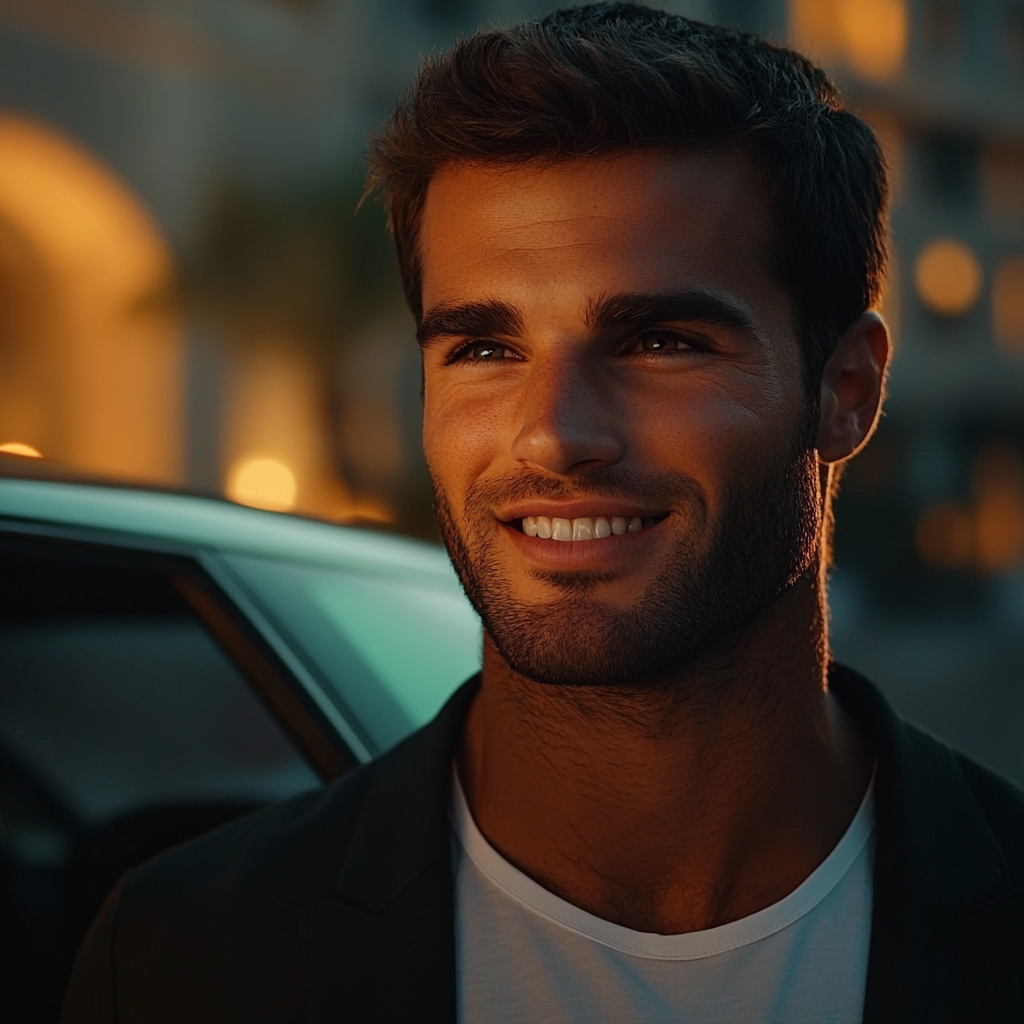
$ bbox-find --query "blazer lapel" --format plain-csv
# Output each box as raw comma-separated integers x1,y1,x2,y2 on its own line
831,665,1007,1024
302,677,480,1024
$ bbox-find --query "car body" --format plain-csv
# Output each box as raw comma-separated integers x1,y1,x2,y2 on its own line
0,454,482,1021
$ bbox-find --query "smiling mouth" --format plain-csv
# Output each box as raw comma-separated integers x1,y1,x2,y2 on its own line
519,515,662,542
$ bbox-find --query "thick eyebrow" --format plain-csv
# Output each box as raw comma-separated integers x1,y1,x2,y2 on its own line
416,300,524,348
585,291,762,339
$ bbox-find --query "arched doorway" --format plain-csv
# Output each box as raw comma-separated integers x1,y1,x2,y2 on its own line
0,113,182,482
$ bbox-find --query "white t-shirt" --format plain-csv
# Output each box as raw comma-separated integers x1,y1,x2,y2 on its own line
452,772,875,1024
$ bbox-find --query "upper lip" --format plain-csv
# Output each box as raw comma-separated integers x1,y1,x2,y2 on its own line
496,500,667,522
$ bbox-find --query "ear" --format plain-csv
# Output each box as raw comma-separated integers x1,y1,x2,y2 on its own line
816,311,891,464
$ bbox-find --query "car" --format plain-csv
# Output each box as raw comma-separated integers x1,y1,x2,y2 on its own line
0,453,482,1023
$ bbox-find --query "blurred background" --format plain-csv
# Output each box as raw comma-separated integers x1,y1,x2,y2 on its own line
0,0,1022,778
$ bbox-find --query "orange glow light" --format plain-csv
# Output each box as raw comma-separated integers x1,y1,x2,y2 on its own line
993,256,1024,354
974,491,1024,572
919,445,1024,574
789,0,843,58
0,441,42,457
972,444,1024,572
838,0,907,81
915,239,983,316
982,145,1024,223
226,455,298,512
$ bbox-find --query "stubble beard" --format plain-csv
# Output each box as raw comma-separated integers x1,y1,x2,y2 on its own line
434,440,821,692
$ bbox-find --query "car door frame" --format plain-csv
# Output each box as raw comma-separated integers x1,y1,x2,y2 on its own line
0,517,362,781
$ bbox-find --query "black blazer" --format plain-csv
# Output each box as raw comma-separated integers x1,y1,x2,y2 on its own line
62,665,1024,1023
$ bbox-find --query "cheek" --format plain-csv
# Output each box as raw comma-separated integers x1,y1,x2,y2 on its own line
422,378,515,492
635,377,803,505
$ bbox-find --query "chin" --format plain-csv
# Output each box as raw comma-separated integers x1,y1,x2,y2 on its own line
481,593,715,688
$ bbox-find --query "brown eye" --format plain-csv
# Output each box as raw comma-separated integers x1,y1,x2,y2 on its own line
640,332,684,352
469,341,513,359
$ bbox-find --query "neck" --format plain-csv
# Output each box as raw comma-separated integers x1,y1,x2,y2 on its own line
457,567,872,934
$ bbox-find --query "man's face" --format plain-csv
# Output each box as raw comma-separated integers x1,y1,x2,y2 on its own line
419,150,821,688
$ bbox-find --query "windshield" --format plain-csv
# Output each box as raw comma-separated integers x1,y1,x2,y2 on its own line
220,552,482,756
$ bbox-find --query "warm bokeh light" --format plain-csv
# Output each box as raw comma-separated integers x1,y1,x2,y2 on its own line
974,491,1024,572
918,446,1024,573
982,145,1024,224
789,0,907,80
916,502,974,569
226,456,298,512
221,338,356,521
789,0,843,58
993,256,1024,354
914,239,983,316
838,0,907,80
0,441,42,457
972,444,1024,572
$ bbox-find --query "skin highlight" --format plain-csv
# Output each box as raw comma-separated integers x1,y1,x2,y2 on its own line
419,149,890,934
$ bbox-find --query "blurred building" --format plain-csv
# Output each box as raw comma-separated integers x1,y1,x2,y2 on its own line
1,1,1023,768
770,0,1024,783
0,0,546,530
775,0,1024,600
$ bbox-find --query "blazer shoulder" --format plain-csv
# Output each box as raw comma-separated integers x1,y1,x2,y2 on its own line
953,751,1024,874
62,763,378,1024
132,675,479,904
124,757,377,906
61,673,476,1024
833,662,1024,877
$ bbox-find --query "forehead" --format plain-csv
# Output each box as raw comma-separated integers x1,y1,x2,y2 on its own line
418,149,780,314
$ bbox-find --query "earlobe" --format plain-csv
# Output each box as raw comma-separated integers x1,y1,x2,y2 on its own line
816,312,890,465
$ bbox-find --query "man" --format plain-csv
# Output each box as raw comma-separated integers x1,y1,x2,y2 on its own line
64,5,1024,1022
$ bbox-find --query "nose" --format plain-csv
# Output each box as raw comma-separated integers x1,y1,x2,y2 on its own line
510,357,624,475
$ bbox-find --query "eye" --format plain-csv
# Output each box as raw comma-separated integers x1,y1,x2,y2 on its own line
635,330,693,353
450,340,519,363
472,341,513,359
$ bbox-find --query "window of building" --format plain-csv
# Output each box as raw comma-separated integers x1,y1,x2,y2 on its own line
923,0,966,66
717,0,772,34
1004,0,1024,73
993,256,1024,354
983,145,1024,225
920,133,980,208
423,0,477,22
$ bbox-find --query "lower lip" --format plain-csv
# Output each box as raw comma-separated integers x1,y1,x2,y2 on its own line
499,519,662,569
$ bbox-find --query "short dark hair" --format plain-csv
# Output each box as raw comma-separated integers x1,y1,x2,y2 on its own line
366,2,888,390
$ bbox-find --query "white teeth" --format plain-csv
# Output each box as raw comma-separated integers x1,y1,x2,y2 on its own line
552,517,572,541
572,517,594,541
522,514,654,541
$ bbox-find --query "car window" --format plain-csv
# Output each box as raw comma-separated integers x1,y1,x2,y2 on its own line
0,542,321,1023
220,553,483,754
0,553,319,825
